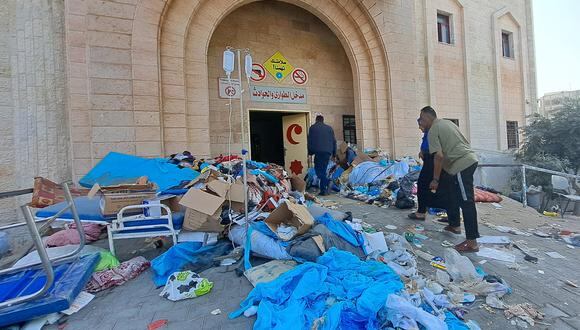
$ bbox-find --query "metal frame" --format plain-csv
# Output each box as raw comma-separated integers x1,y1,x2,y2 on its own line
477,163,580,208
107,204,177,256
0,184,86,308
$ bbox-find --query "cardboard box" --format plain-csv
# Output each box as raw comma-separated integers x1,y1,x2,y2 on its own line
88,179,157,216
290,176,306,193
265,201,314,240
179,188,225,232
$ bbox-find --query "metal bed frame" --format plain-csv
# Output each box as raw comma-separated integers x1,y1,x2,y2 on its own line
0,184,85,308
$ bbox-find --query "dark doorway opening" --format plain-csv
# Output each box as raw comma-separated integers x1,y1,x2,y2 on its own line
249,111,284,166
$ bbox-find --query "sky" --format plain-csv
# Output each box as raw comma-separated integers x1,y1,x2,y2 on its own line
533,0,580,97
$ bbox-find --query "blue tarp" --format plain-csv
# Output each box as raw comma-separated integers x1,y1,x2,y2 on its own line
315,213,365,250
230,248,404,329
151,242,231,287
79,152,199,193
348,161,410,186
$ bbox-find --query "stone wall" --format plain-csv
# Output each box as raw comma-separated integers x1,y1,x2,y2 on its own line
0,0,70,225
207,2,355,155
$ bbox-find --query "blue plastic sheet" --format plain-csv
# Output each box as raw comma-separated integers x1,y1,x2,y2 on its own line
151,242,231,287
79,152,199,193
315,213,365,249
230,248,404,329
250,170,279,184
348,161,410,185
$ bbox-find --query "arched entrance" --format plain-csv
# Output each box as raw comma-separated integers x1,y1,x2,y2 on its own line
207,1,355,166
158,0,393,157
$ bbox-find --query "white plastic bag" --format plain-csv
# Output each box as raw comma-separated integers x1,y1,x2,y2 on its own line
159,271,213,301
444,248,480,282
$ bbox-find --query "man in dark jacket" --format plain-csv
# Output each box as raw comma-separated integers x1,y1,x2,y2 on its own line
308,115,336,196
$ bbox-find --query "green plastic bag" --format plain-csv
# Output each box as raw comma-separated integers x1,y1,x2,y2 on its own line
94,251,120,272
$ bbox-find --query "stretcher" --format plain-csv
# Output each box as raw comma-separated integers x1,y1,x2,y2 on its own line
0,185,99,327
35,196,185,256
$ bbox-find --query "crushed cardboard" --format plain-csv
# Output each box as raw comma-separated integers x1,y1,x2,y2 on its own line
265,201,314,240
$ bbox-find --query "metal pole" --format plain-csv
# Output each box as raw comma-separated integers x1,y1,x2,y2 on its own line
521,165,527,207
236,50,250,235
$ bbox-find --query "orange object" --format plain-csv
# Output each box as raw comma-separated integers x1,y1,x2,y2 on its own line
148,319,168,330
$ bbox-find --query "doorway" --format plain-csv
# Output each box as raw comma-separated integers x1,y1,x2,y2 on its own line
249,110,310,177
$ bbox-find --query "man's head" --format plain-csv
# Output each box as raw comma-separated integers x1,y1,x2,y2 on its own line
315,115,324,123
419,106,437,129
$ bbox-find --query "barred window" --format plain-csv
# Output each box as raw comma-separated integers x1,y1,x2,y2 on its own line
342,115,357,145
506,121,519,149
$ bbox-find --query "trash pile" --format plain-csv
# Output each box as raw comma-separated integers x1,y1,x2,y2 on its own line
0,150,539,329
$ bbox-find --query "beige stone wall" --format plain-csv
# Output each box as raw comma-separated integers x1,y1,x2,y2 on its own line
58,0,537,179
0,0,70,225
499,16,525,125
207,2,354,155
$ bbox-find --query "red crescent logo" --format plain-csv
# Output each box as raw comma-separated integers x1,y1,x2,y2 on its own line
286,124,302,145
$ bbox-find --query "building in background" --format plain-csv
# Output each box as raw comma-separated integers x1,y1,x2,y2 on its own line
0,0,538,223
538,90,580,116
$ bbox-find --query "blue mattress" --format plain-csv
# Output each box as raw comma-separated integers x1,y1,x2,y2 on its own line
35,197,185,230
0,254,100,327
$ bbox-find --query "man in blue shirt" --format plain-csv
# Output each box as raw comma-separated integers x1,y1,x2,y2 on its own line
308,115,336,196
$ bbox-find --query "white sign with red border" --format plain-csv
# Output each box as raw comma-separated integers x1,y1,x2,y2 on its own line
218,78,241,99
291,68,308,85
250,63,266,82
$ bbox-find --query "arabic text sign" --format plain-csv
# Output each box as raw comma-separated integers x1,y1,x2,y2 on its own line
263,51,294,82
250,85,307,104
218,78,241,99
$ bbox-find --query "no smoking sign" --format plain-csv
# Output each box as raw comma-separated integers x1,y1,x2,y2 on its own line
291,68,308,85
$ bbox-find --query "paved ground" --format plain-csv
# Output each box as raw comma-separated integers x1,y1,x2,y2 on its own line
42,196,580,330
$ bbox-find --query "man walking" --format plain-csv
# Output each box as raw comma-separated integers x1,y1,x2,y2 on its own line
308,115,336,196
418,106,480,252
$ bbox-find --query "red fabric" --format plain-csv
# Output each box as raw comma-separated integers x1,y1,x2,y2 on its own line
214,155,241,163
85,256,150,293
474,188,503,203
45,224,103,247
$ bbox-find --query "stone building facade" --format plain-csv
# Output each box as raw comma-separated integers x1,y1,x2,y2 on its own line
538,89,580,116
0,0,538,221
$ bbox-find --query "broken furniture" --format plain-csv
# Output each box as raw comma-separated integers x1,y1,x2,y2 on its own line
549,175,580,218
35,196,185,256
0,184,100,327
107,204,178,256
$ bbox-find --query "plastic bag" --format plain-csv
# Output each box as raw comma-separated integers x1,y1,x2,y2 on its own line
95,251,120,272
444,248,480,282
159,271,213,301
228,224,292,260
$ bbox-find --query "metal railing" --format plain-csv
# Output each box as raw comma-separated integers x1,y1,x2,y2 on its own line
0,184,85,308
478,163,580,208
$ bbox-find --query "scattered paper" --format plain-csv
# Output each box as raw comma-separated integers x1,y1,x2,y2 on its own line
385,225,397,230
477,236,510,245
479,260,488,265
22,314,61,330
566,244,575,249
476,247,516,263
364,232,388,254
61,292,94,315
491,203,503,209
545,251,566,259
538,270,545,274
211,309,222,315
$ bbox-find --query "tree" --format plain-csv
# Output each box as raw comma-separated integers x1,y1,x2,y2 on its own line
515,99,580,189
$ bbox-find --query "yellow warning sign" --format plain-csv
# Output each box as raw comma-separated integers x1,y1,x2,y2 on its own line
263,51,294,82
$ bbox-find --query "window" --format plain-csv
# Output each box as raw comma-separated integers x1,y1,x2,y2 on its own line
437,13,452,44
342,115,357,145
502,31,514,58
444,118,459,127
506,121,519,149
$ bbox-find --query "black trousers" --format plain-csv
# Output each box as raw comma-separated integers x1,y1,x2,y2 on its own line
417,153,450,213
442,163,480,240
417,153,434,213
